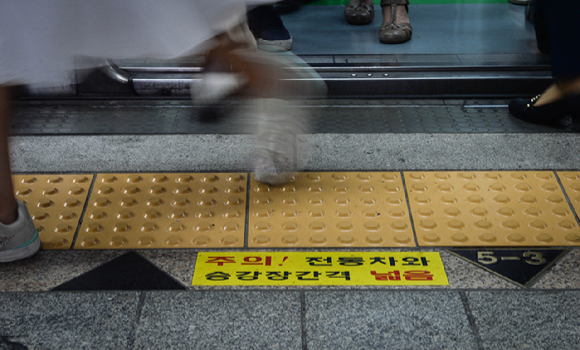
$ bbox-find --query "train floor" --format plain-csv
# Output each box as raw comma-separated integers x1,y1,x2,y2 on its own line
2,98,580,350
278,3,537,57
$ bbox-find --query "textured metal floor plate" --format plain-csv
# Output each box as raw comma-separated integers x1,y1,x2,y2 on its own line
12,99,578,135
405,171,580,247
248,172,415,248
75,173,247,249
13,174,93,250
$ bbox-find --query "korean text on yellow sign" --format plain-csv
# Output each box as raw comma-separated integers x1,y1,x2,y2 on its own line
193,252,448,286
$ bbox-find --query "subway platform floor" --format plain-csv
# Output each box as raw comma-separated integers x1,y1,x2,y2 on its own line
2,98,580,350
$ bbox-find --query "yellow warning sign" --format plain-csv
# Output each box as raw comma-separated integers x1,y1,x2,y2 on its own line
192,252,448,286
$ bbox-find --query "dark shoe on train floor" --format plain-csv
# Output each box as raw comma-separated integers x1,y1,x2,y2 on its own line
344,2,375,25
378,1,412,44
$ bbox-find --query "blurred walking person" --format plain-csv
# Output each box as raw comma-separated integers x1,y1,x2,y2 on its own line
0,0,325,262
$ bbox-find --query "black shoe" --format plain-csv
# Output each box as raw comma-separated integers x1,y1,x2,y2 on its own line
509,93,580,126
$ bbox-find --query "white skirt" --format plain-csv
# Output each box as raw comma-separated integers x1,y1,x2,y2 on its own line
0,0,272,86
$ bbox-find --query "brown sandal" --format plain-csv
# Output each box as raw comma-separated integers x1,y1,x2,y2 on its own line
379,0,412,44
344,2,374,25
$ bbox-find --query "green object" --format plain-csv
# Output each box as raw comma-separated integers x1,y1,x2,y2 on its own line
308,0,506,5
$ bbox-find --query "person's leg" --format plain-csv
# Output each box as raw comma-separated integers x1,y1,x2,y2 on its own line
508,0,580,124
200,23,288,99
0,86,17,225
534,0,580,106
195,22,326,185
199,22,324,101
0,85,40,263
533,78,580,107
379,0,411,44
381,2,409,25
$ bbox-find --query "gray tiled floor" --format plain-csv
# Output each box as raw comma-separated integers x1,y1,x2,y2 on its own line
467,291,580,350
305,291,479,350
134,291,302,350
533,249,580,289
4,289,580,349
0,292,140,350
0,250,124,292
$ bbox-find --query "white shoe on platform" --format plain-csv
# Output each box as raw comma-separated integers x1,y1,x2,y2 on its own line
0,200,40,263
253,98,309,186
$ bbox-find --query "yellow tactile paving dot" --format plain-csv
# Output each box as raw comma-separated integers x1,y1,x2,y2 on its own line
248,172,415,248
13,174,93,250
405,171,580,246
76,173,246,249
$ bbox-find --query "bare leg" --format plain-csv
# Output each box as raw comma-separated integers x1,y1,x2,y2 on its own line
534,77,580,106
381,4,410,24
206,26,296,99
0,89,40,262
0,86,17,225
379,0,411,44
201,23,325,185
204,29,271,97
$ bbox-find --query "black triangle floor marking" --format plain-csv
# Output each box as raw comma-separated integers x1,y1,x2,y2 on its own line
53,251,186,291
448,248,568,288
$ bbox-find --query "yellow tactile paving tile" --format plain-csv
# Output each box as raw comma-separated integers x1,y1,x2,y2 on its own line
76,173,246,249
557,172,580,225
248,172,415,248
13,174,93,250
405,171,580,247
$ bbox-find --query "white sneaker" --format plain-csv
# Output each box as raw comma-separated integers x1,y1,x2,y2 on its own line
253,98,309,186
0,200,40,263
254,152,295,186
